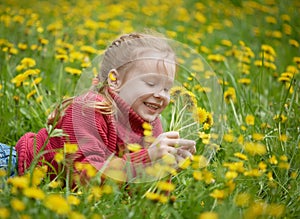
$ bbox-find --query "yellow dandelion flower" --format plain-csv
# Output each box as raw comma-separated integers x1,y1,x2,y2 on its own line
224,161,245,173
178,157,191,169
44,194,71,215
0,207,10,219
208,54,225,62
20,57,36,68
290,171,298,179
157,181,175,192
198,212,218,219
48,180,62,189
67,195,80,205
64,143,78,154
278,162,290,169
289,39,299,48
204,112,214,127
258,161,267,172
23,68,40,77
273,114,287,123
26,90,37,99
224,87,236,103
7,175,29,189
127,143,142,152
279,134,288,142
11,198,26,211
23,187,45,200
252,133,264,141
54,150,64,163
158,194,169,204
36,95,43,103
279,155,288,161
244,142,267,156
31,77,42,87
269,155,278,165
225,171,238,180
193,107,207,124
55,54,69,62
234,152,248,160
145,191,160,201
80,45,97,54
11,73,28,87
238,78,251,85
68,211,85,219
268,171,274,181
221,39,232,47
223,133,235,143
65,67,82,75
182,90,198,109
31,166,47,186
244,169,262,177
234,193,252,207
102,184,113,194
191,155,208,169
245,114,255,125
266,203,285,218
210,189,226,200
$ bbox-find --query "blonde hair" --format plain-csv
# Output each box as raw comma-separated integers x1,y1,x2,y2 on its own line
48,32,176,125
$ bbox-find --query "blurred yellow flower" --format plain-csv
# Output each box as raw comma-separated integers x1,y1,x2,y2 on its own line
269,155,278,165
64,143,78,154
67,195,80,205
234,152,248,160
223,133,235,143
198,211,218,219
20,57,36,68
0,207,10,219
234,192,252,207
11,198,26,211
225,171,238,180
252,133,264,141
54,151,64,163
244,142,267,156
65,67,82,75
68,211,86,219
127,143,142,152
44,194,70,215
23,187,45,200
245,114,255,125
7,175,29,189
210,189,226,200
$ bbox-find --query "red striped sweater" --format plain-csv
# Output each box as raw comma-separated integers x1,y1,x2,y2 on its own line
15,89,163,181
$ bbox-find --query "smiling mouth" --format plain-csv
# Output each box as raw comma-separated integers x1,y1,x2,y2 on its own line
144,102,160,111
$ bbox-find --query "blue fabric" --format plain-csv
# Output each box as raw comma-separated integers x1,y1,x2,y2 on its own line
0,143,17,176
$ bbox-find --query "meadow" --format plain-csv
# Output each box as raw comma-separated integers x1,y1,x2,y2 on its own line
0,0,299,218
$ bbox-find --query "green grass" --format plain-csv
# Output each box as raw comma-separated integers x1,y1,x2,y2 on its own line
0,0,299,218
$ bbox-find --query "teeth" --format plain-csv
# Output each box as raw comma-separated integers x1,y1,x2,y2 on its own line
145,103,159,109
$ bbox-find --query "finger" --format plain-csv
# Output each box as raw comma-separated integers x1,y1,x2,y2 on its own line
165,139,196,147
178,145,196,154
177,149,192,158
175,154,185,164
164,131,180,139
165,146,177,155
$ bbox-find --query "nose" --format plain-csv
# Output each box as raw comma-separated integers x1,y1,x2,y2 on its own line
153,88,170,100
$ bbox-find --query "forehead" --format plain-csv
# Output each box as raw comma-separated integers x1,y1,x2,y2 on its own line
129,56,176,78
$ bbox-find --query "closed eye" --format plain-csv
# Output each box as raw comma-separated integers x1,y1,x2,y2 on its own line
146,81,155,86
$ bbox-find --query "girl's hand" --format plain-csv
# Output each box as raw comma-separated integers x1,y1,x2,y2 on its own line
147,131,196,162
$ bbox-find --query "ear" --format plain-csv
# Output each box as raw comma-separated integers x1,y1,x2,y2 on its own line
107,69,121,90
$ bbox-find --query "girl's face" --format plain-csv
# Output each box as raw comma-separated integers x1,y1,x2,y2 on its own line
112,54,175,122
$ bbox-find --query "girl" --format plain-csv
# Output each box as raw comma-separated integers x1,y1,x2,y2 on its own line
1,33,196,183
